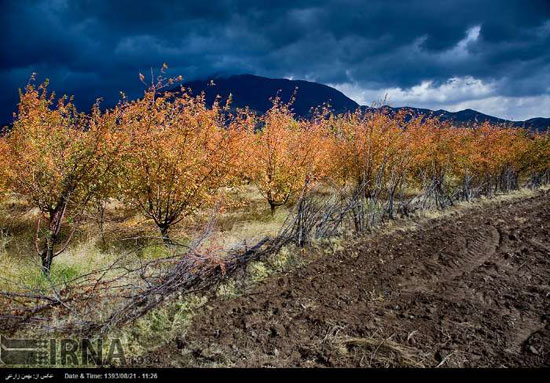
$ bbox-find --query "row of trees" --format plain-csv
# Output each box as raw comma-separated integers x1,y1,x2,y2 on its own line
1,75,549,274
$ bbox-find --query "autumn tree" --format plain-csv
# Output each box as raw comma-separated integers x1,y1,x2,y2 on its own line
445,126,477,200
247,97,324,215
3,78,123,274
466,123,530,194
406,117,458,206
116,76,245,243
382,112,411,217
327,109,404,195
527,131,550,186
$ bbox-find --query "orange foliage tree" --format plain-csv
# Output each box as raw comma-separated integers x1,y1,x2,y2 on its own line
116,78,246,243
406,117,458,206
246,98,325,215
467,123,530,194
326,109,408,196
527,131,550,185
3,78,123,274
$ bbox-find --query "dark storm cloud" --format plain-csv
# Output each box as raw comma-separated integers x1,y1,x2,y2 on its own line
1,0,549,122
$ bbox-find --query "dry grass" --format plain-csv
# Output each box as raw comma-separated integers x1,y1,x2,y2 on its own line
1,183,545,285
334,336,427,367
0,183,543,295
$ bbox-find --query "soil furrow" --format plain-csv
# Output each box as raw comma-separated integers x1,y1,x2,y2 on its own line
140,190,550,367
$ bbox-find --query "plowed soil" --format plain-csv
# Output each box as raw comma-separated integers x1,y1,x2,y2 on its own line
142,190,550,367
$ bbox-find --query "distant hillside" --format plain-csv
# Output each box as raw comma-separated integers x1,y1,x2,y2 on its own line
366,106,550,131
177,74,550,131
179,74,359,116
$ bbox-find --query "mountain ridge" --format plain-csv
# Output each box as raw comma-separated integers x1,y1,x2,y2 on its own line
178,74,550,131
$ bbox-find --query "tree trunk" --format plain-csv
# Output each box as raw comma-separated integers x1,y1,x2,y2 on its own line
97,201,107,247
269,201,277,216
40,242,54,276
387,190,395,219
39,201,67,276
158,224,172,245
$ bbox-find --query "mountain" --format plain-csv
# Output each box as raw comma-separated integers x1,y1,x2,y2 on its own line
368,106,549,130
417,108,548,131
179,74,359,116
178,74,550,131
362,106,513,125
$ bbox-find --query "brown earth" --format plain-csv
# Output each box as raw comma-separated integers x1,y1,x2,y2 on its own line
140,190,550,367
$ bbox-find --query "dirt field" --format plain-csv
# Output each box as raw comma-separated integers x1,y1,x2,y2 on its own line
141,190,550,367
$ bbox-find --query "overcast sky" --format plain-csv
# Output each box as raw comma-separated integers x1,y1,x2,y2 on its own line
1,0,549,122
